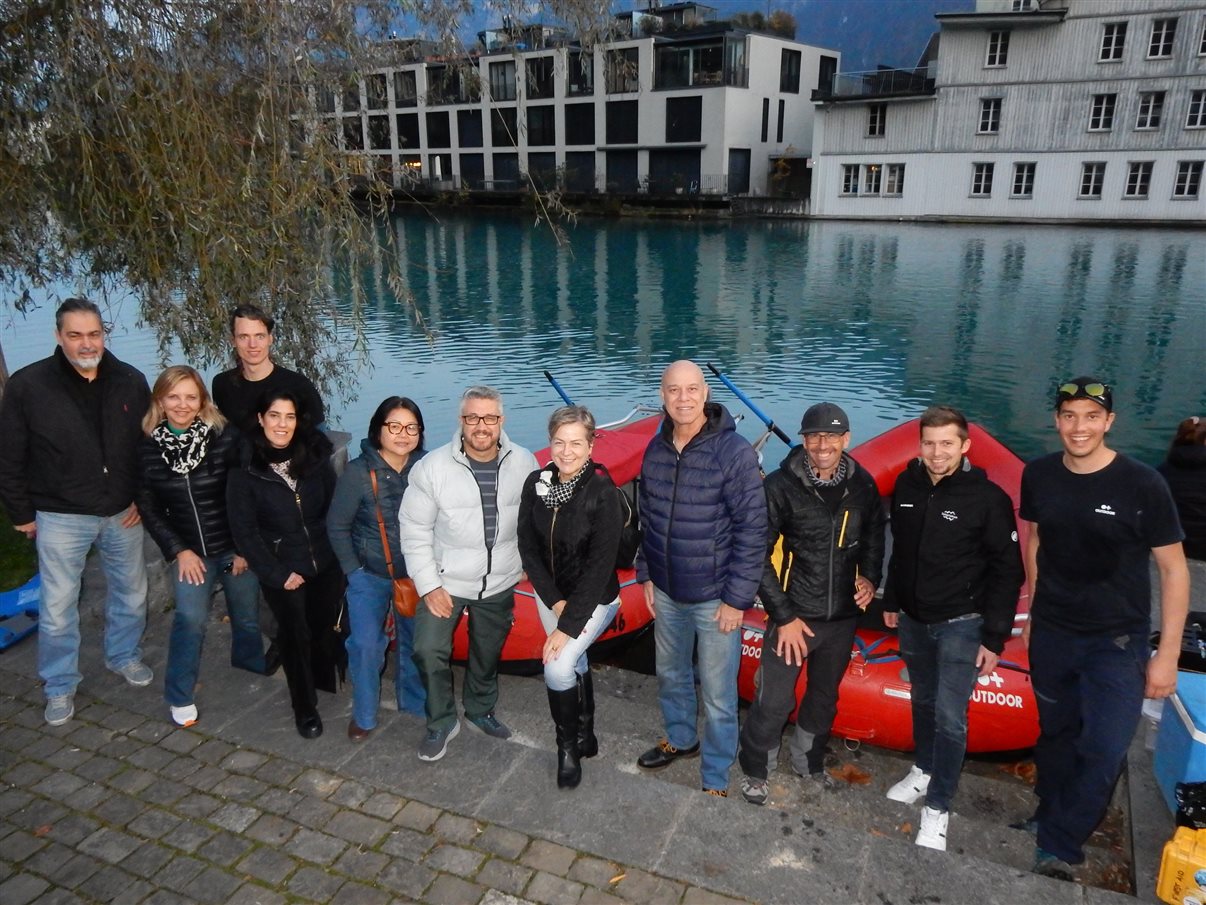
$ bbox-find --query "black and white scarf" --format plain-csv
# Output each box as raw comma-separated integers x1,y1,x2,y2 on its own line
806,454,848,488
151,420,213,475
535,461,591,509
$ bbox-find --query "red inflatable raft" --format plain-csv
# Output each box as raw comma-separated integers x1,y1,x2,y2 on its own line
737,419,1038,753
450,410,661,670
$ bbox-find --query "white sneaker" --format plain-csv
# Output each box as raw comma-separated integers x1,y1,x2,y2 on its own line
170,704,198,727
886,765,931,804
916,806,949,851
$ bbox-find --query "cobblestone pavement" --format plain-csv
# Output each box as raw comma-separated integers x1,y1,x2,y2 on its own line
0,674,747,905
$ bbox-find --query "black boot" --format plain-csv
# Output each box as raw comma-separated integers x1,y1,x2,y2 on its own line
576,671,598,759
548,687,582,789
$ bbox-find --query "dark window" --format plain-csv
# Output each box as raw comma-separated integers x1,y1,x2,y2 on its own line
492,152,520,186
818,55,838,94
527,152,558,190
457,109,483,148
491,108,518,146
606,47,640,94
606,100,638,144
1124,161,1153,197
366,74,388,110
342,116,363,150
526,56,555,99
460,153,485,189
665,96,702,143
568,52,594,96
1149,18,1177,58
729,148,751,195
648,149,701,194
317,85,336,114
986,31,1010,66
400,154,422,181
1089,93,1116,131
564,151,596,192
1011,162,1036,197
343,83,361,112
776,99,785,142
867,103,886,137
1100,22,1127,61
1189,90,1206,129
426,111,451,147
565,102,596,145
368,115,390,150
780,49,801,93
1174,160,1203,198
606,149,638,192
971,162,994,196
979,98,1002,134
760,98,769,142
427,66,455,105
1079,162,1105,198
396,113,420,149
1136,91,1165,129
428,152,452,180
527,106,556,146
394,71,417,107
489,60,516,101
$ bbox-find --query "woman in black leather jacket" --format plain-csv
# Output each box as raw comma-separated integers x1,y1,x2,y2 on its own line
518,405,622,789
227,391,343,739
137,366,265,729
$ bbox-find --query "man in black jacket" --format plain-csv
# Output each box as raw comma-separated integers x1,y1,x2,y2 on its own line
737,402,885,805
0,298,152,726
882,406,1023,852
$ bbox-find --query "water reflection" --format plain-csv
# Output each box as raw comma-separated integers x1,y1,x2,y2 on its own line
3,215,1203,464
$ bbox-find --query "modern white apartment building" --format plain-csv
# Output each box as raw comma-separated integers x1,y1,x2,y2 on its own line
319,4,838,198
810,0,1206,223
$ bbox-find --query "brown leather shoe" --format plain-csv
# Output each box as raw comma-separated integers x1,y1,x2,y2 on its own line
347,720,371,742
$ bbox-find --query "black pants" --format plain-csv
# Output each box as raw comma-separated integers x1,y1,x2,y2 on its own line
261,565,347,718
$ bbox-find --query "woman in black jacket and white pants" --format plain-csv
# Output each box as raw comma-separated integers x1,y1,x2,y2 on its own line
136,366,265,728
518,406,623,789
227,391,344,739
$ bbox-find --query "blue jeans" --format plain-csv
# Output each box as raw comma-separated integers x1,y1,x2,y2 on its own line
346,569,425,727
1030,621,1147,865
898,612,983,813
535,594,620,691
653,588,741,792
164,553,264,706
35,511,148,698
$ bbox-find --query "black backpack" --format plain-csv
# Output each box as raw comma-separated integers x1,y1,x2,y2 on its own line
597,463,642,571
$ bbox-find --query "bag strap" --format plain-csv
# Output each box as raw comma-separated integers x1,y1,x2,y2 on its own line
368,469,397,581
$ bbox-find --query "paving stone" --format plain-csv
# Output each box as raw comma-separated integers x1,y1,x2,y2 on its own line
138,779,190,807
9,798,68,832
283,827,347,865
56,853,104,887
75,756,123,783
519,840,577,877
126,722,173,745
45,747,93,771
21,736,66,760
25,841,77,878
324,811,392,846
211,802,260,833
0,727,40,753
1,829,47,862
252,788,299,815
252,760,303,787
91,793,146,828
0,872,50,905
107,768,156,797
153,853,205,893
677,888,747,905
476,858,534,896
196,830,255,867
244,814,299,846
332,846,390,880
44,813,99,846
331,881,393,905
155,731,204,755
75,863,138,902
480,893,537,905
211,774,268,801
158,756,203,783
127,809,183,841
526,871,584,905
32,887,91,905
424,843,486,878
62,782,111,811
77,827,143,864
476,826,529,861
97,709,145,735
64,726,112,751
2,762,53,786
567,856,623,890
328,779,372,808
292,769,343,799
137,890,192,905
219,750,269,774
118,843,174,879
432,813,481,845
611,868,685,904
109,878,156,905
182,765,228,792
378,859,437,899
0,789,35,817
359,791,405,820
173,792,223,820
125,746,176,772
191,739,236,765
424,874,484,905
161,819,217,854
288,795,338,827
30,772,88,801
576,889,626,905
97,735,146,760
380,826,437,862
226,883,288,905
236,847,298,886
395,801,440,832
287,865,344,900
181,865,243,904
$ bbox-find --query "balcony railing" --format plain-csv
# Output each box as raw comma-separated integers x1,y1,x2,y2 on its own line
654,63,748,90
812,68,936,102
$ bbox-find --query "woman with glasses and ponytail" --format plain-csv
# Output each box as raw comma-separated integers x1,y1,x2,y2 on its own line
327,397,428,741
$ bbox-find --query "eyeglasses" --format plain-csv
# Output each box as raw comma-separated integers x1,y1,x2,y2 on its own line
802,432,845,445
461,414,501,426
1057,380,1112,409
384,421,421,436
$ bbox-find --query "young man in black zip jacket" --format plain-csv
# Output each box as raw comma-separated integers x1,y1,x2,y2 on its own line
737,403,885,805
882,406,1023,852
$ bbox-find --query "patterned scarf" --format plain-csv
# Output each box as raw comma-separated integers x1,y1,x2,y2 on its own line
151,419,212,475
269,460,298,491
535,461,591,510
806,453,848,488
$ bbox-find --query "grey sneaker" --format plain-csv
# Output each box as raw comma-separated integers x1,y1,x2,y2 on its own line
1033,848,1074,881
417,720,460,761
468,712,511,739
110,660,153,687
45,694,75,726
740,775,769,806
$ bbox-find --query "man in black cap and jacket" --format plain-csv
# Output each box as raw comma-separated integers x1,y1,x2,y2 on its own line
737,402,885,805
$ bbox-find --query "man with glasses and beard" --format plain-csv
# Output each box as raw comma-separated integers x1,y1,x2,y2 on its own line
400,386,537,762
1020,377,1188,881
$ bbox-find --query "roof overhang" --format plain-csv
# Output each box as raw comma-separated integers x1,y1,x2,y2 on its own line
935,10,1067,30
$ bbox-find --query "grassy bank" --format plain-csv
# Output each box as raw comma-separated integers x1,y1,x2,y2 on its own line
0,508,38,591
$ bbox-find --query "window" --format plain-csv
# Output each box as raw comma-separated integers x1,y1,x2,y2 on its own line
818,55,838,94
1149,18,1177,58
394,70,418,107
867,103,886,137
605,100,638,144
1124,161,1153,197
780,49,801,93
1136,91,1165,129
841,164,859,195
396,113,420,149
979,98,1002,134
666,96,702,143
491,108,518,146
526,57,555,100
986,31,1010,67
1079,162,1106,198
606,47,640,94
367,115,390,150
885,164,905,195
776,99,785,143
342,84,361,113
1100,22,1127,61
366,74,388,110
1174,161,1203,198
426,111,451,147
1010,0,1030,10
489,60,516,102
1201,19,1206,55
568,52,594,96
342,116,363,150
864,164,882,195
1011,162,1036,197
1188,90,1206,128
971,162,994,196
761,98,769,142
457,109,483,148
564,103,595,145
428,153,451,181
527,106,556,146
1089,93,1116,131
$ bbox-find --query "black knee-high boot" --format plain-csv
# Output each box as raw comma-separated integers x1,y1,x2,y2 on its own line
548,687,582,789
576,671,598,759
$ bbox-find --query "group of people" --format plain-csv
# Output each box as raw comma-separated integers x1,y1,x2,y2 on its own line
0,301,1201,884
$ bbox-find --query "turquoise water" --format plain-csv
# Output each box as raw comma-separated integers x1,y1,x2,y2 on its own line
3,214,1204,465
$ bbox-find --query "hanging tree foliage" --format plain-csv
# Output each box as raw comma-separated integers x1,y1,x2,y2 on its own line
0,0,611,398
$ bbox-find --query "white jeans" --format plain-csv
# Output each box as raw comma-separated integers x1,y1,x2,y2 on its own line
535,594,620,691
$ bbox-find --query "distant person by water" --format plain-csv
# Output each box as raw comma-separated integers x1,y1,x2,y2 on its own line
1159,416,1206,561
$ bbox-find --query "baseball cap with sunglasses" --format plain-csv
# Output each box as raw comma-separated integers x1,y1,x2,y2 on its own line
1055,377,1112,413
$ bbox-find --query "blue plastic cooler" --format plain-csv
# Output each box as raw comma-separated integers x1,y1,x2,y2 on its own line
1155,672,1206,812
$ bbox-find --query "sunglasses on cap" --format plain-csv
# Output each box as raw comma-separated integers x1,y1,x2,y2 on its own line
1056,380,1112,410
